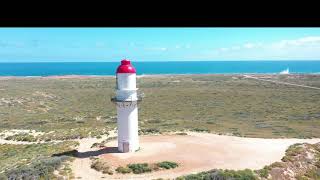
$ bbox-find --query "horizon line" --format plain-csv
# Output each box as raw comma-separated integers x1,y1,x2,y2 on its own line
1,60,320,63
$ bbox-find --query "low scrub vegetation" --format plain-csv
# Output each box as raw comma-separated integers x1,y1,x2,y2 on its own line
0,141,78,177
4,156,69,180
176,169,258,180
139,128,161,135
1,75,320,143
175,132,188,135
157,161,179,169
282,143,304,162
0,141,78,178
115,161,179,175
191,128,210,133
255,142,320,179
115,166,132,174
90,159,113,175
5,133,37,142
128,163,152,174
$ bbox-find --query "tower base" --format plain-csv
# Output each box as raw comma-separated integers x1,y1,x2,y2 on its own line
118,140,139,153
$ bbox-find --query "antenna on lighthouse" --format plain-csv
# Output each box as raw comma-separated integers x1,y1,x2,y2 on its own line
111,59,142,153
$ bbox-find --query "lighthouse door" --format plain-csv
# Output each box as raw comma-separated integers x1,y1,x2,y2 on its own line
123,142,130,153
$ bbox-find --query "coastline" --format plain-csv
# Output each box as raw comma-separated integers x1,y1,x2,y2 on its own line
0,73,319,80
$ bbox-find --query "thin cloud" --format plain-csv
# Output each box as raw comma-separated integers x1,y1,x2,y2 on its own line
218,36,320,52
145,47,167,51
220,47,229,51
213,36,320,60
243,43,255,49
271,36,320,49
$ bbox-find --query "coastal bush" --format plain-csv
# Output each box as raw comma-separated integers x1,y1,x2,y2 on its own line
255,166,269,178
0,141,78,180
191,128,210,133
91,159,113,175
114,161,178,174
175,132,188,135
2,75,320,142
138,128,161,135
296,168,320,180
177,169,258,180
282,143,304,162
5,156,69,180
269,162,285,168
286,144,304,156
127,163,152,174
5,133,37,142
157,161,178,169
115,166,132,174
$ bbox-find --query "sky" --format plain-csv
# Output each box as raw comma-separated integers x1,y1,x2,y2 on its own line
0,28,320,62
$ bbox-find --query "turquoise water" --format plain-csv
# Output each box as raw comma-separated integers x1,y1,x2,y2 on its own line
0,61,319,76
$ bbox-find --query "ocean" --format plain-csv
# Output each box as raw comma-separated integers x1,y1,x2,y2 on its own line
0,61,319,76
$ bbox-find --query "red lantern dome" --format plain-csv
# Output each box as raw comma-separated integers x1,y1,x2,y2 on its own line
116,59,136,74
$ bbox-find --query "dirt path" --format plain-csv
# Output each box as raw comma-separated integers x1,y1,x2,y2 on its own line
70,137,106,179
243,75,320,90
68,132,320,180
70,131,117,180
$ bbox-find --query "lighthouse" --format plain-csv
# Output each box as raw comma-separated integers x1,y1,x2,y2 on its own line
111,59,140,153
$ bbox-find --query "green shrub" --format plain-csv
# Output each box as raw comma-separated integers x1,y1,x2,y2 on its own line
256,166,269,178
175,132,188,135
280,144,305,162
303,168,320,179
91,159,113,175
285,144,304,155
116,166,132,174
178,169,258,180
191,128,210,133
127,163,152,174
281,156,294,162
5,134,37,142
219,169,258,180
269,161,284,168
157,161,178,169
139,128,161,135
206,121,215,124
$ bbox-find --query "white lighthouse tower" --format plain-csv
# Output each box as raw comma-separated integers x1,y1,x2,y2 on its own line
111,59,140,153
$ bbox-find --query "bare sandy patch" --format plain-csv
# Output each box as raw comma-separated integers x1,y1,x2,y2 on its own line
96,132,320,179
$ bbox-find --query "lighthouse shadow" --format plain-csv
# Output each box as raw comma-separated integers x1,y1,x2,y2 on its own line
52,146,120,159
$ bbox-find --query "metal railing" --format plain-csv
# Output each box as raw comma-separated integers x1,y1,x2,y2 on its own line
110,92,144,103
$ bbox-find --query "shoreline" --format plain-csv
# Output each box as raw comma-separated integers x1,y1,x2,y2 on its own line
0,73,319,79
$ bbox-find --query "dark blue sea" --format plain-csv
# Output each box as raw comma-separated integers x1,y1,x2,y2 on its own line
0,61,320,76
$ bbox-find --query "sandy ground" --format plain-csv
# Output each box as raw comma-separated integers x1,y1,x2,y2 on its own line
70,131,117,180
69,132,320,180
